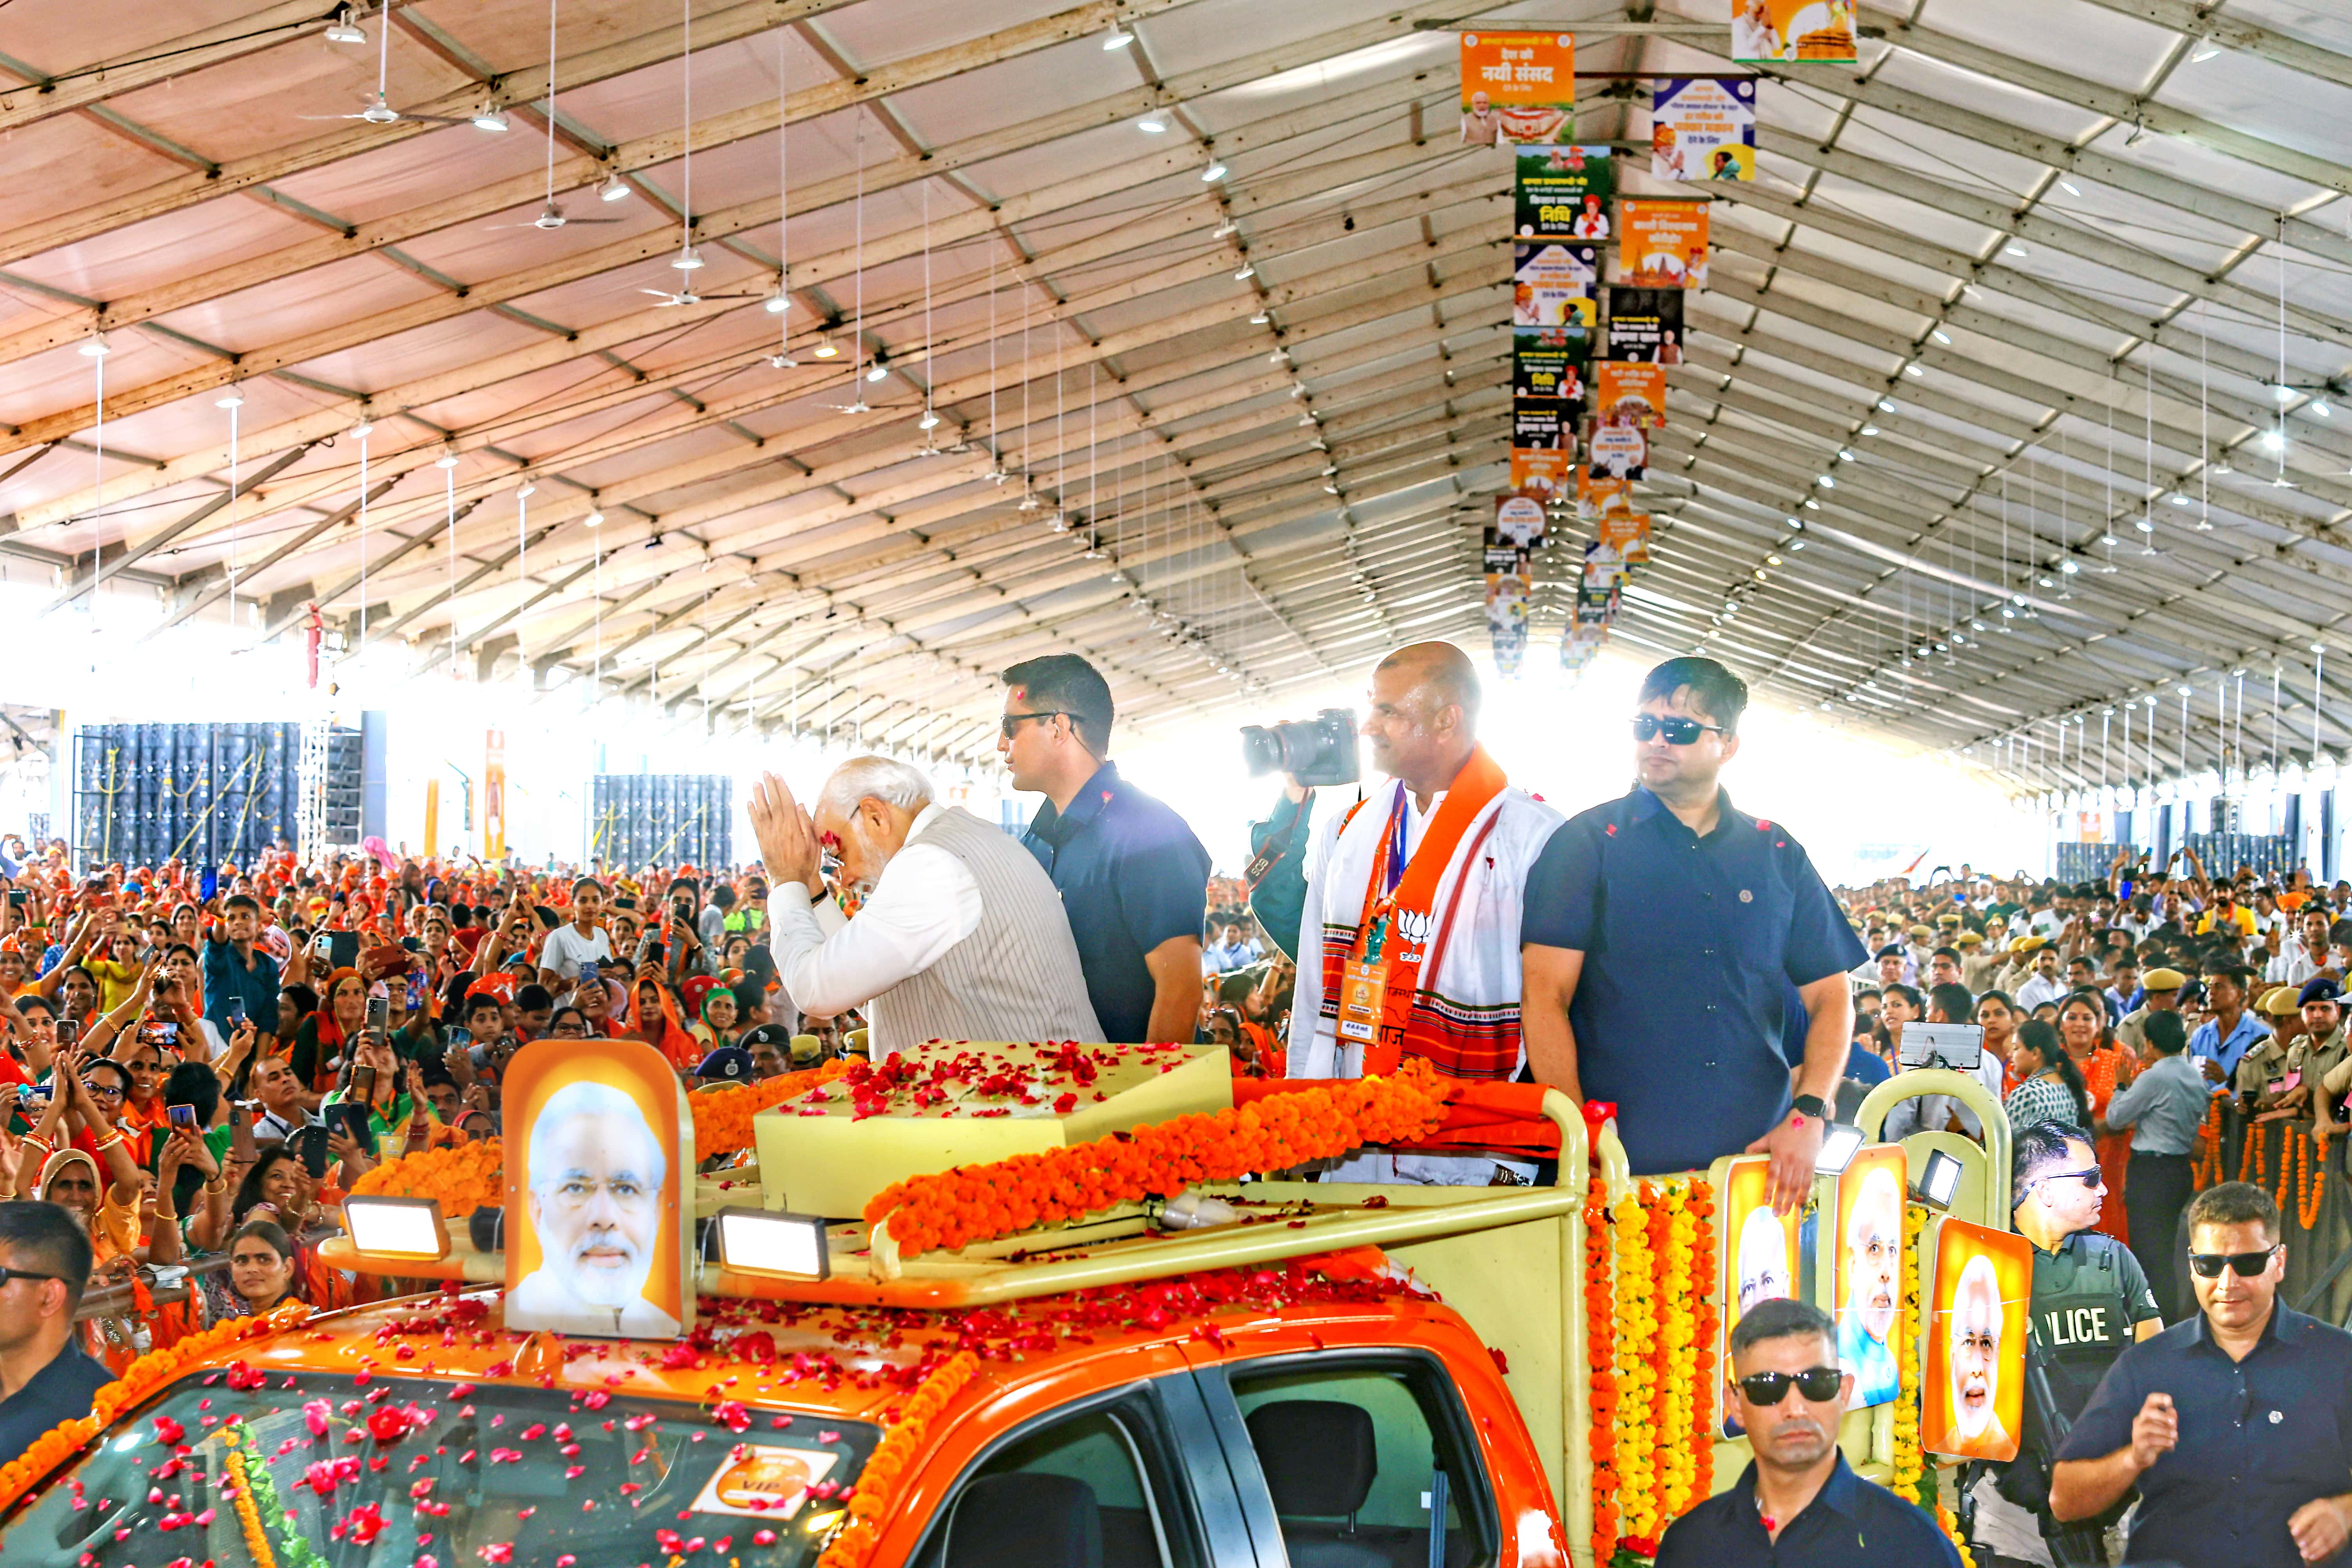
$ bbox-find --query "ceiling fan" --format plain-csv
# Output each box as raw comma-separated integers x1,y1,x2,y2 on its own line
301,7,470,125
638,281,768,308
484,0,626,232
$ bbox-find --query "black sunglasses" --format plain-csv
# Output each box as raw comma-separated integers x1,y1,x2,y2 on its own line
1632,714,1726,746
1736,1367,1843,1405
2029,1166,2102,1195
1000,710,1071,739
2188,1245,2281,1279
0,1266,62,1288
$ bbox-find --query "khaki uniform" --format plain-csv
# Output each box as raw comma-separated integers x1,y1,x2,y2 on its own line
2233,1035,2291,1102
1962,949,2003,991
2116,1004,2155,1055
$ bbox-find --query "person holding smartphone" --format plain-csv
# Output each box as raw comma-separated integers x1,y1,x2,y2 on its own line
535,877,613,990
316,1005,407,1178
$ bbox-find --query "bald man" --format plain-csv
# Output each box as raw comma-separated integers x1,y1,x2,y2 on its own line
1288,641,1563,1184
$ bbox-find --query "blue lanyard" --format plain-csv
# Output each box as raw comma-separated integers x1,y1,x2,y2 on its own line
1378,784,1410,900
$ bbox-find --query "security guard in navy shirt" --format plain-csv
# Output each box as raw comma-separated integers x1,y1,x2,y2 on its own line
1521,657,1864,1210
1657,1296,1961,1568
1001,653,1211,1044
2053,1180,2352,1567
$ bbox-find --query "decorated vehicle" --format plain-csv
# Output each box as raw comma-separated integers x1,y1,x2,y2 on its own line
0,1040,2016,1568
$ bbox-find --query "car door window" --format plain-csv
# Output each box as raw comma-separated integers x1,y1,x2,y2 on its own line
912,1387,1210,1568
1221,1356,1497,1568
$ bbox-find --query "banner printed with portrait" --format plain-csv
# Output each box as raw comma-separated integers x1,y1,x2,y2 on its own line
1493,492,1548,548
1831,1145,1906,1411
1511,400,1575,502
1720,1153,1808,1437
1731,0,1858,65
1513,147,1615,240
1460,32,1574,147
1922,1217,2030,1462
1514,324,1592,404
1621,199,1711,289
1582,539,1628,592
1578,469,1633,518
1597,510,1651,564
1573,584,1617,627
1607,287,1686,365
1653,77,1757,181
1514,241,1598,330
1595,362,1668,429
502,1038,693,1339
1484,528,1535,578
1587,423,1647,483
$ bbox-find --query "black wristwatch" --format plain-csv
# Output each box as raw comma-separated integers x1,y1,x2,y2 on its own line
1790,1094,1829,1122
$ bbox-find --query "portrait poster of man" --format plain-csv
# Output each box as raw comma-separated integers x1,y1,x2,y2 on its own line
1594,362,1668,429
1922,1217,2029,1462
1596,511,1650,564
1732,0,1858,65
503,1038,693,1339
1578,469,1632,518
1513,243,1599,328
1510,400,1575,500
1607,287,1684,364
1832,1146,1906,1410
1514,325,1591,403
1587,425,1646,482
1460,33,1574,146
1493,492,1547,548
1651,78,1756,181
1719,1154,1807,1437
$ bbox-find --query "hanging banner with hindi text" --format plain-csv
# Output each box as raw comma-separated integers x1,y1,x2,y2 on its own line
1652,78,1757,180
1595,361,1668,428
1515,242,1600,327
1513,147,1616,240
1607,287,1686,363
1620,199,1711,288
1461,32,1575,146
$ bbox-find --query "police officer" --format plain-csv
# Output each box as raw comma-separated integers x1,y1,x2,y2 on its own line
1972,1120,2163,1565
2053,1181,2352,1568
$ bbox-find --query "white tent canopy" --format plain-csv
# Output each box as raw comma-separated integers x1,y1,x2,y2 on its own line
2,0,2349,781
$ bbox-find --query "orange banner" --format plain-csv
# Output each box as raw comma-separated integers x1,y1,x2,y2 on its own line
1511,446,1571,499
1579,470,1633,517
1621,199,1711,288
1459,32,1574,145
1595,362,1667,427
1597,511,1651,563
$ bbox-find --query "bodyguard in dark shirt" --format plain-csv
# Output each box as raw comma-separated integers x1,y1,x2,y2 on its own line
1001,655,1210,1044
2053,1180,2352,1566
1657,1296,1961,1568
1521,657,1864,1208
0,1202,111,1460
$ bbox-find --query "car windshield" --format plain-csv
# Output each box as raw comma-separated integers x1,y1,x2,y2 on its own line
1,1370,877,1568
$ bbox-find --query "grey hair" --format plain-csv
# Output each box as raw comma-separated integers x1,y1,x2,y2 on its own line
527,1079,665,1194
817,755,934,819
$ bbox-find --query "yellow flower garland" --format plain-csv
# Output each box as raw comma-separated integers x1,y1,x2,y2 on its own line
1654,1182,1700,1520
1936,1502,1978,1568
1891,1202,1927,1503
1612,1182,1659,1547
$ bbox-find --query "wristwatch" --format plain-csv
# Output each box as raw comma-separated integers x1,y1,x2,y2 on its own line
1790,1093,1829,1122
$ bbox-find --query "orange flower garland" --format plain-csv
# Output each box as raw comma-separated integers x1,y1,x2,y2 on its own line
1583,1176,1618,1566
693,1058,853,1154
0,1299,309,1515
225,1430,280,1568
865,1063,1449,1256
2192,1100,2223,1190
2242,1117,2261,1185
348,1136,504,1214
814,1350,981,1568
2290,1126,2325,1232
1686,1176,1718,1504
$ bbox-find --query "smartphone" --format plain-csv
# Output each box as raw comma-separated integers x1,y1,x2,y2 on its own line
445,1025,473,1050
225,996,247,1025
6,890,23,909
468,1044,490,1071
365,994,388,1034
55,1017,77,1049
350,1064,377,1104
167,1102,198,1133
577,960,600,987
295,1125,332,1178
152,1021,178,1043
326,930,360,971
330,1102,373,1149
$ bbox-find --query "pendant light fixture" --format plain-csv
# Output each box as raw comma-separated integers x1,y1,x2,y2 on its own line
671,0,701,273
769,33,797,367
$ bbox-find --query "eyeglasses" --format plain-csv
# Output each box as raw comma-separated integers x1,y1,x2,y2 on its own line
2029,1167,2102,1195
2188,1244,2281,1278
1736,1367,1843,1405
1000,710,1071,739
81,1078,124,1098
0,1266,62,1288
1631,714,1726,746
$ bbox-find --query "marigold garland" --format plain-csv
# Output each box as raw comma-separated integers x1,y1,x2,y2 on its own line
348,1136,504,1214
1685,1177,1718,1504
224,1430,281,1568
2242,1116,2263,1186
694,1057,853,1153
0,1299,309,1515
1583,1177,1619,1567
2192,1099,2224,1191
1890,1202,1927,1505
813,1350,981,1568
864,1062,1449,1257
1936,1502,1977,1568
2287,1125,2325,1232
1610,1182,1660,1553
1651,1183,1697,1523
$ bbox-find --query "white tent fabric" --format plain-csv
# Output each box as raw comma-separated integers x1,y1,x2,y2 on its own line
2,0,2349,778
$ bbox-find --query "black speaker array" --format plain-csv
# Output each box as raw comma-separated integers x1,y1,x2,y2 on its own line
588,774,732,871
74,722,303,869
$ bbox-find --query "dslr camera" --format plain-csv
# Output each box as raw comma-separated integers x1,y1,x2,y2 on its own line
1240,709,1359,787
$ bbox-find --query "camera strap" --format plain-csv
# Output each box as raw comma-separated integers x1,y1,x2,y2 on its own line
1336,747,1506,1074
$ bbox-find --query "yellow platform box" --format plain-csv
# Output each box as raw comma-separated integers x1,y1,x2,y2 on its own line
752,1040,1235,1220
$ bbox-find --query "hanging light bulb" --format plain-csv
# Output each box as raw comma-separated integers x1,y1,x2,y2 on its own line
79,334,111,358
917,410,940,430
434,447,460,469
517,481,537,499
811,338,839,359
349,417,374,438
1233,262,1255,279
1136,114,1167,133
1202,159,1228,181
865,359,889,383
672,245,705,271
471,107,511,132
585,508,604,527
598,172,631,201
1101,27,1133,48
762,283,790,314
215,387,245,409
323,7,367,44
